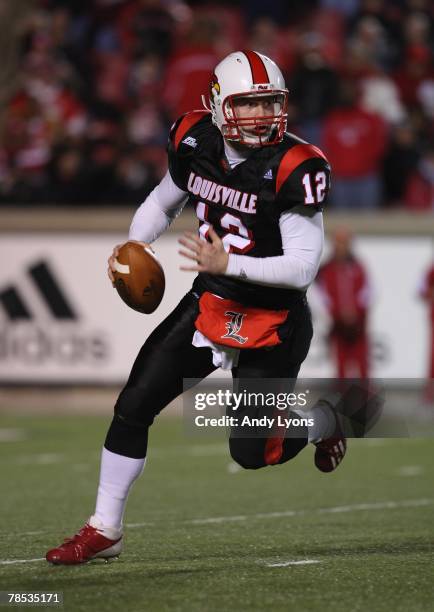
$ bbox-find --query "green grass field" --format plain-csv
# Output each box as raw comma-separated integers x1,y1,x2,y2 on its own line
0,412,433,612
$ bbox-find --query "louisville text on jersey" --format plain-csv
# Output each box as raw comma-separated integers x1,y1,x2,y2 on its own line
187,171,257,215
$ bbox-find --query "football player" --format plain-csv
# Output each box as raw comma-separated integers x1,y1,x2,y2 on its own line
46,50,345,565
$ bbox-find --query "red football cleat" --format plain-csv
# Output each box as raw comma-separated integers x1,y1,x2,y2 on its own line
314,420,347,473
46,520,122,565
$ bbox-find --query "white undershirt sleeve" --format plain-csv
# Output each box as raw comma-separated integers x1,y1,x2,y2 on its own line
128,170,188,243
225,211,324,290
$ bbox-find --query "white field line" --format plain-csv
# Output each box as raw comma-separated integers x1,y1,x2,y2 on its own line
0,558,45,565
3,444,227,466
127,497,434,528
265,560,321,567
12,453,65,465
0,437,411,465
397,465,423,477
0,557,319,568
0,429,27,442
0,497,432,566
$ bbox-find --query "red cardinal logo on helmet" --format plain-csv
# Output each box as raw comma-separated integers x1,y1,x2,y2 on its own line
209,73,220,100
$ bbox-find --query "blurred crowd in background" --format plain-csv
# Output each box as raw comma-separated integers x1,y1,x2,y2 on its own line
0,0,433,209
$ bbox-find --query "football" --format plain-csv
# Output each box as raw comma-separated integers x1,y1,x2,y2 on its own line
112,242,165,314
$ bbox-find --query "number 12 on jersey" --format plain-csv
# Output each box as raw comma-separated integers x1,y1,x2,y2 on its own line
302,171,327,205
196,202,254,254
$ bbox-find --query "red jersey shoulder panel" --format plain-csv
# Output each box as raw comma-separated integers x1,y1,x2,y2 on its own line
276,143,328,194
173,110,211,151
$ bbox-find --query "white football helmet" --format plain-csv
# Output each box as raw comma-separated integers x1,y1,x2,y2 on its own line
204,50,288,147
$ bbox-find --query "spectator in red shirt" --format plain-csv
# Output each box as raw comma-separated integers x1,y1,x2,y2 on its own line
323,80,388,209
317,227,372,378
162,15,220,120
419,263,434,403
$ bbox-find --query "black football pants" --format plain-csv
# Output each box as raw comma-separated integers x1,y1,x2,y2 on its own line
105,290,313,469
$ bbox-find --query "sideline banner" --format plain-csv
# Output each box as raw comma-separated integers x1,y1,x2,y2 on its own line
0,234,432,382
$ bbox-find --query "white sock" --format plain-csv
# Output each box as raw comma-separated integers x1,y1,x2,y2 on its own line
93,447,146,531
293,396,339,444
88,515,123,540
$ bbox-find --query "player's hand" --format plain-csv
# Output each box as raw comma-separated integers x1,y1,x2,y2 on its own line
178,227,229,275
107,241,154,285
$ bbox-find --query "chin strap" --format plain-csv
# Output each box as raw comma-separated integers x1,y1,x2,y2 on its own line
201,95,212,112
202,95,219,130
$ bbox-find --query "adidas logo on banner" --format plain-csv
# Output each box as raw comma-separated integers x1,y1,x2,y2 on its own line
0,260,76,321
263,169,273,180
0,260,108,366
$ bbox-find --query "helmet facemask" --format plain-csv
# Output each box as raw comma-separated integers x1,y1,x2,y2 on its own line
222,90,288,147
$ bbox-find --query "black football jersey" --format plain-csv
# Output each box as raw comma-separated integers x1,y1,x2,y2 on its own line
168,111,331,309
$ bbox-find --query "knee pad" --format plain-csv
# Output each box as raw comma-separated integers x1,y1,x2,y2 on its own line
114,386,158,429
104,414,149,459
